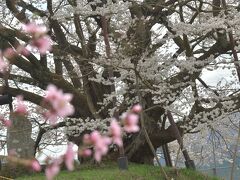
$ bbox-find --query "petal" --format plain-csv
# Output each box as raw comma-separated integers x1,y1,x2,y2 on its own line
65,143,75,171
132,104,142,113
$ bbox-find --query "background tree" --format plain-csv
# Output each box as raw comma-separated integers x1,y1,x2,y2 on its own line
0,0,240,164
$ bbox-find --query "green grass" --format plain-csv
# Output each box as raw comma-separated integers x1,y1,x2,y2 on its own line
17,162,219,180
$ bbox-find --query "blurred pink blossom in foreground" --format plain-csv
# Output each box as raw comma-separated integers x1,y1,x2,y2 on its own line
64,143,75,171
131,104,142,113
15,95,28,115
45,159,61,180
0,116,12,127
123,113,139,133
109,119,123,147
3,46,29,61
23,23,47,35
3,119,12,127
23,23,52,54
16,45,30,56
31,159,41,172
122,104,142,133
0,55,9,73
44,84,74,125
3,48,16,59
84,131,111,162
79,148,92,157
31,35,52,54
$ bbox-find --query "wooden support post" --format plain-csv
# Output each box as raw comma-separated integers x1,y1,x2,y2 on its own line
167,111,195,170
162,144,173,167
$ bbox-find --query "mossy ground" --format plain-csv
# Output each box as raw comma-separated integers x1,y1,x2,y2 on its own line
11,162,220,180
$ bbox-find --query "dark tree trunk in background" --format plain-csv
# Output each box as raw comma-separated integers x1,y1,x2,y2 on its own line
129,143,154,164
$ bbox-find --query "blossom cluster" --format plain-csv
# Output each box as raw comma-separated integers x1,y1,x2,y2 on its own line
0,23,51,73
42,84,75,125
22,23,52,54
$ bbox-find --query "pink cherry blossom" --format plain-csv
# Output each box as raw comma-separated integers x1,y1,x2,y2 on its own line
3,119,12,127
43,111,58,125
64,143,75,171
94,136,111,162
22,23,52,54
131,104,142,113
15,95,28,115
31,36,52,54
45,159,61,180
16,46,30,56
83,131,111,162
90,131,101,143
0,56,9,73
79,149,92,157
3,48,16,59
109,119,123,147
31,159,41,172
2,46,29,60
123,113,140,133
94,151,102,162
23,23,47,35
44,84,74,125
0,116,12,127
83,131,101,145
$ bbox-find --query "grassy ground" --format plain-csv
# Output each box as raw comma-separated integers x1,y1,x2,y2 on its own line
15,162,220,180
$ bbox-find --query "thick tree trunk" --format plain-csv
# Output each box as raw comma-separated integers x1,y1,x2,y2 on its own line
69,103,178,165
7,114,34,158
103,112,177,164
128,143,154,164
